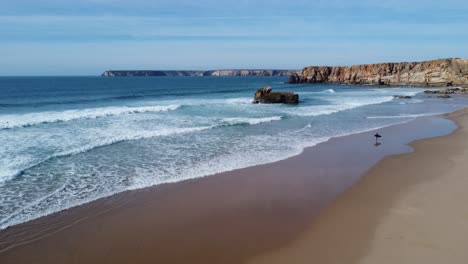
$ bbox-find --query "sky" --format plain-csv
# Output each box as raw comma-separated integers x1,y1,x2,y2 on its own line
1,0,468,75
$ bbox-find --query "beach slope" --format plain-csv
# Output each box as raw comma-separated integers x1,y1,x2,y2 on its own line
249,108,468,264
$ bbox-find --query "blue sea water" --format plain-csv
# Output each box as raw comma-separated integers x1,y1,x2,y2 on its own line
0,76,467,229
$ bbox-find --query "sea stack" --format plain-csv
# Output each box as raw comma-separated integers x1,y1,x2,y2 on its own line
253,86,299,104
289,58,468,87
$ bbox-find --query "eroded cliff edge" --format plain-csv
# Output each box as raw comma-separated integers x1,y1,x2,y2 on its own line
102,69,298,77
289,58,468,87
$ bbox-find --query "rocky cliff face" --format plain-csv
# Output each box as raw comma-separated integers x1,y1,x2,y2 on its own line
289,58,468,87
102,70,298,77
101,70,205,77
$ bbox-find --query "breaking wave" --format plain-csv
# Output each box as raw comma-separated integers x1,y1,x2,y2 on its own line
0,105,181,130
286,96,394,117
367,113,444,119
222,116,282,125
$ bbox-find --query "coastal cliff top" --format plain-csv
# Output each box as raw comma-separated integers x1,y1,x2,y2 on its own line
290,58,468,87
302,58,467,69
101,69,298,77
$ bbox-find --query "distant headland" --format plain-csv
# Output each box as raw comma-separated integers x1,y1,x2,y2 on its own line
289,58,468,87
101,69,298,77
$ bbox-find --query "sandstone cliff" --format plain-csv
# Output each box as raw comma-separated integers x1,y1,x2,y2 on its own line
102,69,298,77
289,58,468,87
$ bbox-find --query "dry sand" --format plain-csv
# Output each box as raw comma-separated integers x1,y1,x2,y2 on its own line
248,108,468,264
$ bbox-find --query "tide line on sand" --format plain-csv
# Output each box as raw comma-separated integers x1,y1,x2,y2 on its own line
248,108,468,264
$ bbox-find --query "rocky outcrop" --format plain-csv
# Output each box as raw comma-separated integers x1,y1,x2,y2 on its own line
289,58,468,87
393,95,412,99
424,87,468,95
253,86,299,104
102,70,298,77
437,95,452,98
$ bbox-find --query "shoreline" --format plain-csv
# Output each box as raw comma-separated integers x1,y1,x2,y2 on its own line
0,102,445,230
0,111,455,231
0,108,466,263
248,107,468,264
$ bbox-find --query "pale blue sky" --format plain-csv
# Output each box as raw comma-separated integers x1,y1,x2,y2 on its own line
1,0,467,75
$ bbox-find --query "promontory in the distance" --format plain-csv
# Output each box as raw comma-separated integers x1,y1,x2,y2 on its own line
289,58,468,87
101,69,298,77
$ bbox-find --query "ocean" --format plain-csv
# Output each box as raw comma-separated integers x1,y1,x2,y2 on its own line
1,76,467,229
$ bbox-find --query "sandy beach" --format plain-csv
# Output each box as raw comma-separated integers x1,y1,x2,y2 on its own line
249,108,468,264
1,108,467,264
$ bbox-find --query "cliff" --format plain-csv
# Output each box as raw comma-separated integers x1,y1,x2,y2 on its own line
289,58,468,87
102,69,298,77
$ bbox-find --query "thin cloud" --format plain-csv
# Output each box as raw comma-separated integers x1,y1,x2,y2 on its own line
0,0,467,75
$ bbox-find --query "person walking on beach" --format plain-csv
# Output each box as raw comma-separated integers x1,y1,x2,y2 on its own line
374,133,382,146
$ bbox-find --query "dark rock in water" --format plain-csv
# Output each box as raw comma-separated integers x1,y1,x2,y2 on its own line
437,95,451,98
393,95,412,99
253,86,299,104
256,86,272,96
424,87,468,95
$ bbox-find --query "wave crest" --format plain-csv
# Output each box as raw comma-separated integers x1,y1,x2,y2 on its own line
224,97,253,104
367,113,443,119
0,105,181,130
0,125,214,184
287,96,394,117
323,89,336,93
222,116,282,125
0,115,285,184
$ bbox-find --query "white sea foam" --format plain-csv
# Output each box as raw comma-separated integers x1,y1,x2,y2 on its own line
372,88,422,97
289,87,420,118
323,89,336,93
224,97,253,104
222,116,282,125
59,126,215,157
367,113,444,119
0,165,27,185
129,134,330,190
287,96,394,117
397,99,424,105
0,125,214,185
0,104,181,130
0,115,285,185
301,89,337,95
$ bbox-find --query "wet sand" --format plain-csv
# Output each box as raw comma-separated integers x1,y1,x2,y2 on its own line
0,111,464,264
248,108,468,264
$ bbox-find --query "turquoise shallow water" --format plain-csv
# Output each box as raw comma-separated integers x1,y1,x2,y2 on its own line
0,76,467,229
